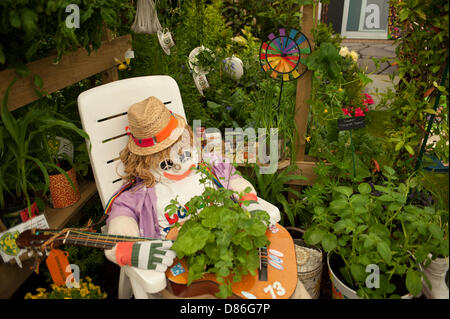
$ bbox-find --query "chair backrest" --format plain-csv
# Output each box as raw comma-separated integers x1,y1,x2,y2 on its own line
78,76,186,208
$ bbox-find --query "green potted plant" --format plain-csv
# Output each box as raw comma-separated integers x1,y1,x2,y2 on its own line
0,79,89,226
166,172,270,299
249,80,297,162
188,46,216,74
39,132,81,209
303,166,448,298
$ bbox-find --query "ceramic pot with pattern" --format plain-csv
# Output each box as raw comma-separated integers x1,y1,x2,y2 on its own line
49,161,80,209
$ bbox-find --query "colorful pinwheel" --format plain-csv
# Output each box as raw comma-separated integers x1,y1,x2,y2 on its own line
259,28,311,82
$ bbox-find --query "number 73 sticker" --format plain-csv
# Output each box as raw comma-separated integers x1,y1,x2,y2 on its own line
263,281,286,299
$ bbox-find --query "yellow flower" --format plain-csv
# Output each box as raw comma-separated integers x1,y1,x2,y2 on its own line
80,288,89,298
338,88,343,92
350,51,359,62
339,46,349,57
231,36,247,46
305,136,311,143
324,109,328,113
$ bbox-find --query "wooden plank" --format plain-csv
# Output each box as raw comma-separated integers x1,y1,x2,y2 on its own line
0,258,35,299
1,35,131,111
289,161,320,186
295,5,318,161
285,156,331,186
0,180,98,298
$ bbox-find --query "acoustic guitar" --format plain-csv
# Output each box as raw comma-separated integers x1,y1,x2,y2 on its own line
165,223,298,299
16,223,298,299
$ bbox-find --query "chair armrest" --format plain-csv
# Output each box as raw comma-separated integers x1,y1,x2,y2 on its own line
257,197,281,226
123,266,167,294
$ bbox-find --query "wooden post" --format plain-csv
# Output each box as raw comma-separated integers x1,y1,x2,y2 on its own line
295,4,317,161
101,28,120,84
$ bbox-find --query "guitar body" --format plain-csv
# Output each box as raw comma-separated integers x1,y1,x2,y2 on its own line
165,223,298,299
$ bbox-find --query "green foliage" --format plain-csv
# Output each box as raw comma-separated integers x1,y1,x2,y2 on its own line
0,0,134,68
304,166,449,298
243,164,305,211
249,80,298,161
222,0,324,38
303,22,382,183
0,79,89,210
379,0,449,173
167,168,270,298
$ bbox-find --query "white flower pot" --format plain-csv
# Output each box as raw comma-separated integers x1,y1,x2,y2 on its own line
327,254,416,299
423,256,449,299
223,56,244,81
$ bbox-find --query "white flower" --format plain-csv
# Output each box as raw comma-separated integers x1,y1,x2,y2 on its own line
339,46,349,57
350,50,359,62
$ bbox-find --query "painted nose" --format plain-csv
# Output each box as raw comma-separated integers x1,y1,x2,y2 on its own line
173,164,181,171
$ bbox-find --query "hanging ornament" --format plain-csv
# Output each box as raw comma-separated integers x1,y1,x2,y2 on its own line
192,73,210,96
223,55,244,81
157,28,175,55
131,0,162,34
188,46,215,95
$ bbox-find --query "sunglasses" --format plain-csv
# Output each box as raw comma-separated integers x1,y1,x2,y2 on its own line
159,150,192,171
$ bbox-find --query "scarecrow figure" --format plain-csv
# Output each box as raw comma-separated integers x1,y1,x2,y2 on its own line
104,97,268,271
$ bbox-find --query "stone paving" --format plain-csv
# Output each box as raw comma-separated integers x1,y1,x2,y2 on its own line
341,40,398,75
341,40,399,108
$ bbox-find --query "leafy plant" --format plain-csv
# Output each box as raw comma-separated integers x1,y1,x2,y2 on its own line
243,164,305,208
378,0,449,175
167,169,270,298
0,0,134,69
0,79,89,211
191,47,216,73
249,80,298,161
303,166,449,298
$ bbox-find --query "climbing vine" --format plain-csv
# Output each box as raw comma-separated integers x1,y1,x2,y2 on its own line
380,0,449,174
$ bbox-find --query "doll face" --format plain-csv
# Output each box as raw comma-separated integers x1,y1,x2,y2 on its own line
152,128,199,182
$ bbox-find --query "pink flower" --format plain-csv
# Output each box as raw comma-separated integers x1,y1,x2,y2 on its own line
341,108,352,117
363,93,374,105
354,107,365,117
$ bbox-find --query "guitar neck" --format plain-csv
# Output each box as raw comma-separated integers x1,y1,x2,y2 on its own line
47,230,159,250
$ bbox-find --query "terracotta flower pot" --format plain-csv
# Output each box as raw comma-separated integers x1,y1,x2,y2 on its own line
49,167,80,209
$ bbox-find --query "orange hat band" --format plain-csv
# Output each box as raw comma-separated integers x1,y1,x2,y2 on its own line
126,113,178,148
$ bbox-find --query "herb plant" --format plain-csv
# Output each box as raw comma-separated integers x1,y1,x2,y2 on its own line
303,166,449,298
166,171,270,299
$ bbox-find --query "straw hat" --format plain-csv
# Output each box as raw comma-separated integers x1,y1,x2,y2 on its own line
126,96,186,156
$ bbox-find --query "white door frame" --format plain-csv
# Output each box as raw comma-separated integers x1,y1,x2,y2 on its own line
341,0,388,39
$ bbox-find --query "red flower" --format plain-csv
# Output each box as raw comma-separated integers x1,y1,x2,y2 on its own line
341,108,352,117
363,93,374,105
354,107,365,117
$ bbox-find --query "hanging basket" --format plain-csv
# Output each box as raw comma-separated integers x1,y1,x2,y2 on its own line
49,165,80,209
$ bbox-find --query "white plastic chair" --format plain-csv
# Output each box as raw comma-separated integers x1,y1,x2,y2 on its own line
77,75,280,299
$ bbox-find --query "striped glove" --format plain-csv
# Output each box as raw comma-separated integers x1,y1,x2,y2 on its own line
115,240,176,272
